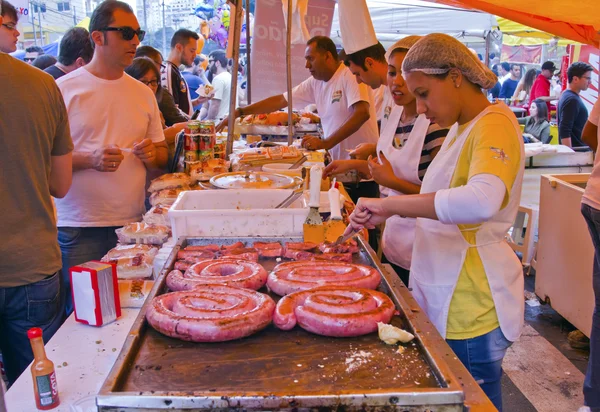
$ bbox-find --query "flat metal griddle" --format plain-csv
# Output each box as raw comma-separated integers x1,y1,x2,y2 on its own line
97,236,466,411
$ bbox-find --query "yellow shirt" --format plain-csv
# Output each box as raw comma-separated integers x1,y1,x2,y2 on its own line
445,112,521,340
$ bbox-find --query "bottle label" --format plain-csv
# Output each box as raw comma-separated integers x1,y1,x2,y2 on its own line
36,372,58,406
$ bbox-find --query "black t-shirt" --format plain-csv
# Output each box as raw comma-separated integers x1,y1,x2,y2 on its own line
44,65,67,80
557,89,589,147
161,61,191,117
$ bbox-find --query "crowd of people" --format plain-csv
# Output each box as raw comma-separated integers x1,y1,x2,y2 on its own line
0,0,237,387
1,0,598,410
487,56,595,149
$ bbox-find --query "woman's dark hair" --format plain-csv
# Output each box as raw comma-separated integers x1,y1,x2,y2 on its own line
125,57,162,102
523,68,537,95
531,99,548,123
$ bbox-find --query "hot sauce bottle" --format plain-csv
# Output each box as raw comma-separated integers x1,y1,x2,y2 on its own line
27,328,59,410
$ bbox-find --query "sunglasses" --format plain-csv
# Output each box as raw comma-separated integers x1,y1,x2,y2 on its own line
99,26,145,41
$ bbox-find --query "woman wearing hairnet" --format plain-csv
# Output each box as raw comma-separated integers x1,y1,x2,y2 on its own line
323,36,447,286
345,33,525,410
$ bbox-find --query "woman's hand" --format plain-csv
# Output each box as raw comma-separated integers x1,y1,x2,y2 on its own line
368,152,397,188
348,143,376,160
345,197,391,232
324,160,359,178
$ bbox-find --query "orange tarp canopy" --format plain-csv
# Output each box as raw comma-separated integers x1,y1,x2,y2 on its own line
425,0,600,47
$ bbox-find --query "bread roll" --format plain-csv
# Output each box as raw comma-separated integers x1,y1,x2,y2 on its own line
148,173,192,193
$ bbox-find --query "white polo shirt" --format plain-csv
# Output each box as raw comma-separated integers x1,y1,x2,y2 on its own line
284,64,379,161
583,99,600,210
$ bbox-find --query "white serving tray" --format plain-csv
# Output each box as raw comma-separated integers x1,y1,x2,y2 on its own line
168,189,309,239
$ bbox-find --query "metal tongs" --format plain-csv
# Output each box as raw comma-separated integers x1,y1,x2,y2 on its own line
334,229,359,245
288,155,308,169
275,188,304,209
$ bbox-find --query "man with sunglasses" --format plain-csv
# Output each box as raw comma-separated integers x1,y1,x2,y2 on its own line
55,0,168,315
0,0,19,53
1,0,73,385
24,46,44,64
162,28,199,118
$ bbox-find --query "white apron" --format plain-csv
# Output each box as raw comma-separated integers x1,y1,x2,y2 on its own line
409,102,525,342
377,105,430,270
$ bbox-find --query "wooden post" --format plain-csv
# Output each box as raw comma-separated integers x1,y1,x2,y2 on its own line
245,0,252,104
226,0,245,157
286,0,294,146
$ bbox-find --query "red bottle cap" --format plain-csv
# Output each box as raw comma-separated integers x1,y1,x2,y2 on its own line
27,327,43,339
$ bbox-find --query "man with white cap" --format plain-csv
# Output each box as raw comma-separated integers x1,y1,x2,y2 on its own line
217,35,379,201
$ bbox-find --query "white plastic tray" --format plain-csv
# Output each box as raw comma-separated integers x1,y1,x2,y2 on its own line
168,189,309,239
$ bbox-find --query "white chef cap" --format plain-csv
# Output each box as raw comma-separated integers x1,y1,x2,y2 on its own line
402,33,497,90
385,35,422,61
338,0,378,54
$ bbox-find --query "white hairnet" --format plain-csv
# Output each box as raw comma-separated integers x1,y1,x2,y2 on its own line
402,33,497,89
385,35,422,61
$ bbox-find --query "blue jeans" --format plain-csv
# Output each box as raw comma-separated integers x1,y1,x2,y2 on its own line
0,272,62,386
446,327,512,411
58,227,120,317
580,203,600,410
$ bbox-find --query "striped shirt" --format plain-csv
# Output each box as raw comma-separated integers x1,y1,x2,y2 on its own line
393,117,448,181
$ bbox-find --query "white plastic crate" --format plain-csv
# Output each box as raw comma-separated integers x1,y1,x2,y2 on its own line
168,189,309,239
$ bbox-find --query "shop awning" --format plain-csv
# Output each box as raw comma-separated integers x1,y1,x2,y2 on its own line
76,17,90,30
498,18,578,46
425,0,600,47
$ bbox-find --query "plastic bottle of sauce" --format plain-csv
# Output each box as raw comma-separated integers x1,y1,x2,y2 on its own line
27,328,59,410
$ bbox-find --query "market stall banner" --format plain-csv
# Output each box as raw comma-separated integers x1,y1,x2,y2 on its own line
501,44,542,64
10,0,30,19
250,0,336,103
568,44,599,112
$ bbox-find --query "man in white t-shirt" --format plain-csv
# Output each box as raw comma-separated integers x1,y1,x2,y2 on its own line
580,98,600,412
217,36,378,163
55,0,168,315
206,50,232,121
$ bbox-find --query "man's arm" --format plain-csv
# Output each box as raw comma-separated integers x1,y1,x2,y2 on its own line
499,82,510,98
320,101,371,150
159,90,188,126
216,94,288,131
192,96,211,106
50,152,73,198
238,95,288,117
72,147,124,172
536,95,555,102
207,98,221,120
152,141,169,169
558,97,578,148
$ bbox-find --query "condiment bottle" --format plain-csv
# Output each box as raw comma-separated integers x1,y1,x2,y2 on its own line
27,328,59,410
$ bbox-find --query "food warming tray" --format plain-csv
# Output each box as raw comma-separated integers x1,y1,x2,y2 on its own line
97,236,467,411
